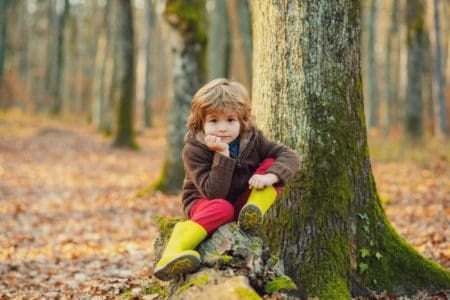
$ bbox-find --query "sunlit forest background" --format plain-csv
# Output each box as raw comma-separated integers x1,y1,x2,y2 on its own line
0,0,449,298
0,0,448,139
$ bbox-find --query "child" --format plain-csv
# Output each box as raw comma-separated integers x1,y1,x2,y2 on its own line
154,78,300,281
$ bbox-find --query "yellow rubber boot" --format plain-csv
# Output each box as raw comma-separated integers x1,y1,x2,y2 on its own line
153,220,207,281
238,186,277,233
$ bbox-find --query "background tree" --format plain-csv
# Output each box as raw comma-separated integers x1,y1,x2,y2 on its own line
251,0,450,298
405,0,427,139
432,0,448,138
367,0,378,128
111,0,136,148
49,0,70,115
206,0,230,80
143,0,156,128
154,0,207,193
0,0,9,81
226,0,252,90
384,0,401,134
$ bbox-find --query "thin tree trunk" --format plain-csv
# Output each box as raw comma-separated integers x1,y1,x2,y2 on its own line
405,0,426,139
143,0,155,128
100,0,115,135
0,0,9,80
367,0,378,128
50,0,70,115
433,0,448,137
111,0,136,148
207,0,230,80
251,0,450,298
384,0,400,134
226,0,252,91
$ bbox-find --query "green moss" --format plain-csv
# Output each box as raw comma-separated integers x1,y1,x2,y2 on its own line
220,255,233,264
120,281,168,299
152,215,183,237
141,281,168,298
164,0,207,44
233,287,261,300
359,197,450,294
264,276,297,293
120,290,132,299
135,184,153,198
176,273,209,295
250,241,261,251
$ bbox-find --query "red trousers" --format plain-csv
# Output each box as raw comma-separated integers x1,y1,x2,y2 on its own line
189,158,280,234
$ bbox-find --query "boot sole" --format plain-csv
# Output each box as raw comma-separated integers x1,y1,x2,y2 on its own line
153,254,201,281
238,204,263,234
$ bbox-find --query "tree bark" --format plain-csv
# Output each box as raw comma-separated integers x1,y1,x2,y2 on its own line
384,0,400,134
154,0,207,193
143,0,156,128
226,0,252,91
111,0,136,148
0,0,9,81
367,0,378,128
251,1,450,298
206,0,230,80
405,0,426,139
50,0,70,115
432,0,448,138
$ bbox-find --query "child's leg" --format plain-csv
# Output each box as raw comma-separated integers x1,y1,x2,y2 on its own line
154,199,234,281
189,198,235,234
153,219,207,281
237,158,281,233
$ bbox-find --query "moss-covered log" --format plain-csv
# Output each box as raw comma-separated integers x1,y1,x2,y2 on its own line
251,1,450,298
155,0,207,194
151,217,296,299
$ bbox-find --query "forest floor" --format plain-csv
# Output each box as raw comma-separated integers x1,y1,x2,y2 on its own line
0,110,449,299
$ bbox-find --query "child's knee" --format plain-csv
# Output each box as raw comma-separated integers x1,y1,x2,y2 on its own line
210,199,235,222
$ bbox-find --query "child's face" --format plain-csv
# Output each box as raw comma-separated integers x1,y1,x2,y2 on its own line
203,109,241,144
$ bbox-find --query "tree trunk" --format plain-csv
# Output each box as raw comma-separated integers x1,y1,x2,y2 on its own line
143,0,156,128
432,0,448,138
384,0,400,134
111,0,136,148
50,0,70,115
100,0,115,135
251,1,450,298
207,0,230,80
154,0,207,193
226,0,252,91
367,0,378,128
0,0,9,81
405,0,426,139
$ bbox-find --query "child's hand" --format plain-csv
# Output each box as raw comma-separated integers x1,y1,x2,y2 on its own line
205,135,229,156
248,173,279,189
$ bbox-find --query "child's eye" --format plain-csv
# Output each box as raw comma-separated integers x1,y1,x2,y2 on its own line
227,118,236,122
208,119,217,123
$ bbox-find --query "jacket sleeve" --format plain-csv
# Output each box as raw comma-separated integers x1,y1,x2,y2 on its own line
182,145,237,200
257,130,300,185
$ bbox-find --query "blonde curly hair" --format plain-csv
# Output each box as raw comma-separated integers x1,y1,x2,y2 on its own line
187,78,254,134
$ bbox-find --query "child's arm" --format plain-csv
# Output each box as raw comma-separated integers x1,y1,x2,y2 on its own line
182,144,236,200
257,130,300,185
